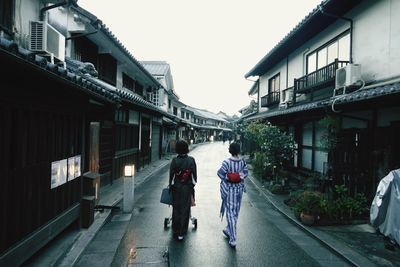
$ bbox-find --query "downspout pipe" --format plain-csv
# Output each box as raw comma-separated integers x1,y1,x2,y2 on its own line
319,5,353,64
40,1,68,21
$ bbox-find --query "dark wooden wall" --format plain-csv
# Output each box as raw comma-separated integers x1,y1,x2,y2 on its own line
0,54,87,256
0,102,83,254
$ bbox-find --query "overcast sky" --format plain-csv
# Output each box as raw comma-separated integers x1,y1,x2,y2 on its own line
77,0,321,116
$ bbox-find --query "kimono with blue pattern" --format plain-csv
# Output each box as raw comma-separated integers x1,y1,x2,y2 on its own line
217,157,248,245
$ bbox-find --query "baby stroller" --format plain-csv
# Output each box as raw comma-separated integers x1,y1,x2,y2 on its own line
163,194,197,229
164,212,197,229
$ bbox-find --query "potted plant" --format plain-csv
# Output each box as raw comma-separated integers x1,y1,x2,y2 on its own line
294,191,323,226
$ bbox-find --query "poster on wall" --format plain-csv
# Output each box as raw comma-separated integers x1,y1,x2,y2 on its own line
74,155,81,178
58,159,68,186
51,161,60,189
68,156,75,181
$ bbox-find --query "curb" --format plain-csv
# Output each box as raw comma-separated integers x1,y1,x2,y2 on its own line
247,174,377,267
58,209,112,267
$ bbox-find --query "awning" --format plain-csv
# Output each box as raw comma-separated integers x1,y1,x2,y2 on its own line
162,117,177,126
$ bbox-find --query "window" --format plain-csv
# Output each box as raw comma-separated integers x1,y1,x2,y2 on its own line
173,107,177,115
307,31,350,74
73,35,98,65
135,82,144,96
153,90,159,106
128,110,139,125
115,109,127,123
168,100,171,109
98,54,117,86
181,111,184,118
186,113,189,120
147,90,159,106
122,73,135,92
0,0,13,33
299,121,328,173
268,73,280,94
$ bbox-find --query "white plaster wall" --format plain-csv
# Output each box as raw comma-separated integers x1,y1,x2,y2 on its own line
13,0,41,48
256,14,350,111
116,64,123,89
158,77,167,88
49,7,86,58
158,89,167,111
351,0,400,82
258,59,287,112
258,0,400,108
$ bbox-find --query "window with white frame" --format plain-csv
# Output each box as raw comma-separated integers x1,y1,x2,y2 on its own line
307,31,350,74
147,90,160,106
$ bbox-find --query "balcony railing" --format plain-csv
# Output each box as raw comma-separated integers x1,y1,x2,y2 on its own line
294,59,349,95
261,92,280,107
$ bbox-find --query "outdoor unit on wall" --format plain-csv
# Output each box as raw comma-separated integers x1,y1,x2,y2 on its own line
335,64,361,89
279,88,293,109
29,21,65,62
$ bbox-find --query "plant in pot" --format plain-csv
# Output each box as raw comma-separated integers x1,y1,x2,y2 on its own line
294,191,323,226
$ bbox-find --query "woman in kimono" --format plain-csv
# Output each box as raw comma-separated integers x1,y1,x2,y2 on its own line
169,140,197,241
217,142,248,248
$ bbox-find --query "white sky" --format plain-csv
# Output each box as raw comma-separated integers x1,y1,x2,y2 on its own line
77,0,322,116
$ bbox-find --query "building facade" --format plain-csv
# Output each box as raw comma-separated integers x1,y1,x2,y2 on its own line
243,0,400,199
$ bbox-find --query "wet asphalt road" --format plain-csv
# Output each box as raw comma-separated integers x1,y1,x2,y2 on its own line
110,142,329,266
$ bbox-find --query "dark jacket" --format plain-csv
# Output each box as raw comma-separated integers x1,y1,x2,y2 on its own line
169,154,197,186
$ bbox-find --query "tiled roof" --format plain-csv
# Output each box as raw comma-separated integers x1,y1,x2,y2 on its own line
0,37,173,116
140,61,170,76
243,81,400,121
0,37,119,103
71,5,161,88
329,82,400,105
185,106,228,122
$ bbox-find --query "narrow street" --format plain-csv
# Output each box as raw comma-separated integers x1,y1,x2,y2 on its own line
78,142,349,267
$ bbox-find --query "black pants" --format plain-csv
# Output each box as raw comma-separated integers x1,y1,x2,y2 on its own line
172,183,192,236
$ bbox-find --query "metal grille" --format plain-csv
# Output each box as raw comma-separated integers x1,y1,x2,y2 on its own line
29,21,44,51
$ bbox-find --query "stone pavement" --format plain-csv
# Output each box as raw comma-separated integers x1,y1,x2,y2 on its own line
25,142,400,267
57,155,174,266
24,144,200,267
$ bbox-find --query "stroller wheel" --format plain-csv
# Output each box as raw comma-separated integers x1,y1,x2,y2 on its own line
164,218,169,228
193,218,197,229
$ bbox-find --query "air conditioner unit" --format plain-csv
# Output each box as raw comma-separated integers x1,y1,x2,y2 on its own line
335,64,361,89
279,88,293,108
29,21,65,62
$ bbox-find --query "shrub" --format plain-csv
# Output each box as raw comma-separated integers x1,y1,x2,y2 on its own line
270,184,285,194
252,151,268,180
294,191,324,216
319,185,369,222
244,121,295,182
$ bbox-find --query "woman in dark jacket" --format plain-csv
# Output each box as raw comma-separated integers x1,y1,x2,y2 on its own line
169,140,197,240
